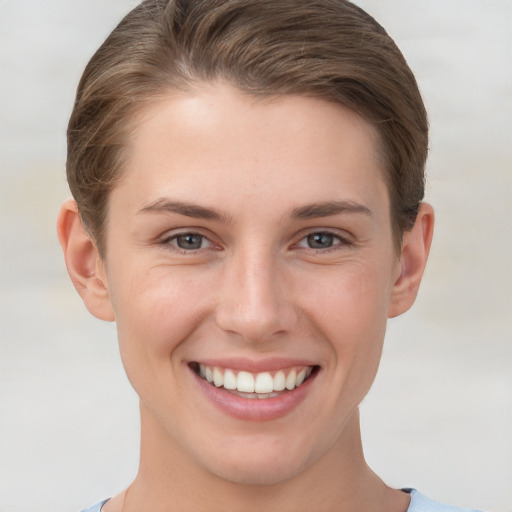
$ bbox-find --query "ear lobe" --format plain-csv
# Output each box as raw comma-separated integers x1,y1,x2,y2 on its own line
388,202,435,318
57,199,115,321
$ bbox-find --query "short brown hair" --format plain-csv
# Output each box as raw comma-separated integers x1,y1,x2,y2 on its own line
67,0,428,254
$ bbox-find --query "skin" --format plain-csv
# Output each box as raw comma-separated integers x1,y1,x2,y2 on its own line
58,83,434,511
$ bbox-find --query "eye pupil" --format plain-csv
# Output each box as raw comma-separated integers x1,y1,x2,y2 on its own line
177,233,203,250
307,232,334,249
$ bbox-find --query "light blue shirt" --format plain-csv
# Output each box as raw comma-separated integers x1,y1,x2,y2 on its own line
80,489,484,511
80,499,109,512
402,489,483,511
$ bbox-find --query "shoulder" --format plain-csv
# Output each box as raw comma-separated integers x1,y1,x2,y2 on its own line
405,489,484,512
80,498,110,512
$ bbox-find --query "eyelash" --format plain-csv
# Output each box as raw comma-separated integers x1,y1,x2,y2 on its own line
160,230,352,254
160,232,215,253
294,231,352,253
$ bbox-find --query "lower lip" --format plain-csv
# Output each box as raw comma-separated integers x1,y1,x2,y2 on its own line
191,368,318,422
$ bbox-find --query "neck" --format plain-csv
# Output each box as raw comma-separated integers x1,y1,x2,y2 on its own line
112,404,408,512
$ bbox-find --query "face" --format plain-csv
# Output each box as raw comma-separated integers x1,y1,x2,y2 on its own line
100,83,401,485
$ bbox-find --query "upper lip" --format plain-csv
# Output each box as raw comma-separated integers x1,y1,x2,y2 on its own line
189,357,318,373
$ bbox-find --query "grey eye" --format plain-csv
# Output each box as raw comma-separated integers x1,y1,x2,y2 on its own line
306,232,335,249
175,233,205,250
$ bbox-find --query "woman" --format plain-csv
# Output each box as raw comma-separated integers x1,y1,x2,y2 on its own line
57,0,480,510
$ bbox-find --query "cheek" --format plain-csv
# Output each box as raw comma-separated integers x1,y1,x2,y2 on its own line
303,259,392,336
303,261,391,389
108,265,214,373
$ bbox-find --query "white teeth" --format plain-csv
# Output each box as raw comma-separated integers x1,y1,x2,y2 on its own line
273,371,286,391
254,372,274,393
296,369,306,387
223,369,237,390
196,364,314,395
285,369,297,390
235,391,281,399
242,393,258,399
213,367,224,387
237,371,255,393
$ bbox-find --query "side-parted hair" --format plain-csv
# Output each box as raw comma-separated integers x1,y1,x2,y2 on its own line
67,0,428,254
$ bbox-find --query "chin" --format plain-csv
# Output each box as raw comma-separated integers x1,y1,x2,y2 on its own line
199,436,316,487
210,458,307,487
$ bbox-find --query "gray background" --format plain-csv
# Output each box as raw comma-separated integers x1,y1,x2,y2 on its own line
0,1,511,511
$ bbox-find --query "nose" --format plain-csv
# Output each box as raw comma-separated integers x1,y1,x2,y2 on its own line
215,247,297,343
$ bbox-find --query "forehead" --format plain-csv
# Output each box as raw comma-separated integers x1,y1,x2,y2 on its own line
116,83,389,217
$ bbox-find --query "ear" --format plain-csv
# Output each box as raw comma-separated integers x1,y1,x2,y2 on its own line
388,202,435,318
57,199,115,321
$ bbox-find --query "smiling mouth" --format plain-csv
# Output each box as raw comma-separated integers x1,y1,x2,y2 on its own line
190,363,319,399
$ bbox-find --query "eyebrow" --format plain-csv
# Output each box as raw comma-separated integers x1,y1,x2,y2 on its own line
291,201,373,219
139,198,232,222
138,198,372,222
